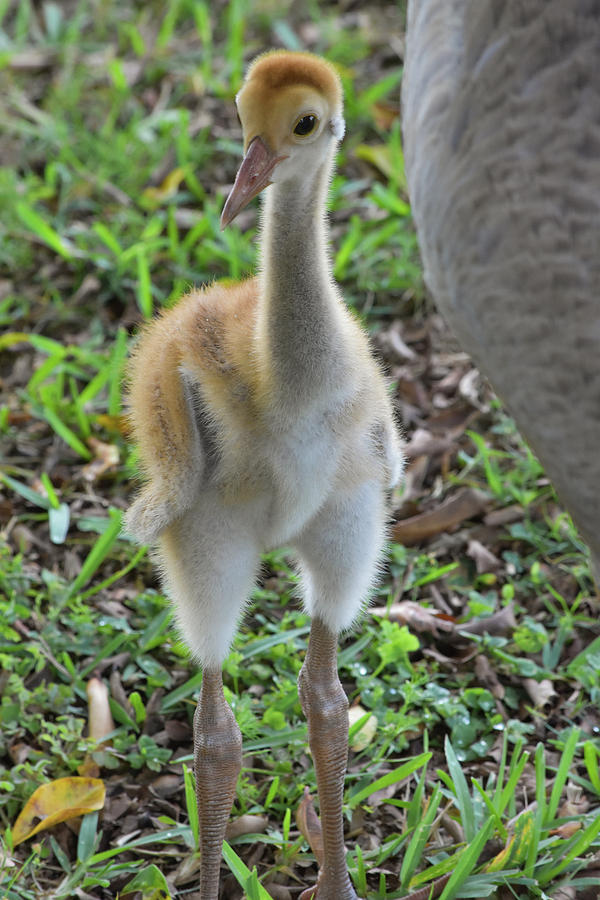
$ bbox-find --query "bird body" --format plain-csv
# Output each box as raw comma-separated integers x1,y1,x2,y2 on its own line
402,0,600,579
127,50,402,898
127,274,398,663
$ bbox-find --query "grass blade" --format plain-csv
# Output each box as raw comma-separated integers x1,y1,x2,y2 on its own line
445,736,477,842
136,246,153,317
439,818,494,900
0,472,51,509
400,783,442,889
183,764,199,850
348,752,431,809
538,812,600,884
68,509,123,596
16,201,75,260
42,406,92,459
584,740,600,794
547,727,580,824
222,841,272,899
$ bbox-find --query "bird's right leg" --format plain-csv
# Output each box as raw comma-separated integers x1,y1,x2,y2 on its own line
298,618,358,900
294,478,388,900
194,668,242,899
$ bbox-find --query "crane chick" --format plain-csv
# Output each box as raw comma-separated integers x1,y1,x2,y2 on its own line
126,50,403,900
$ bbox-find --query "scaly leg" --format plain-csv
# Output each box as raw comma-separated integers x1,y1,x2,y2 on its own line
298,618,359,900
194,668,242,899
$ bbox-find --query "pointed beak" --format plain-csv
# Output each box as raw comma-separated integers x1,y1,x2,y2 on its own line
220,136,287,229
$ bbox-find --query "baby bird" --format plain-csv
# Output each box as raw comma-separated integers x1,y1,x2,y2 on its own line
126,50,403,900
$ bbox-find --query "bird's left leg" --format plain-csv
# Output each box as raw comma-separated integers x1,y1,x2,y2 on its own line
194,667,242,899
298,618,358,900
295,478,389,900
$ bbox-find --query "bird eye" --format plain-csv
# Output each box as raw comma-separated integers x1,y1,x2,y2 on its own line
293,114,318,136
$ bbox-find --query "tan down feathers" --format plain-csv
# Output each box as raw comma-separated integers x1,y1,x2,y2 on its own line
244,50,342,108
236,51,343,153
127,279,262,500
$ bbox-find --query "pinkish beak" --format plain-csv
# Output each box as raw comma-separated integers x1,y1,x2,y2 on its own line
220,136,287,229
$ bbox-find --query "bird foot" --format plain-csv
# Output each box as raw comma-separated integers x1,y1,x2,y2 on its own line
299,878,361,900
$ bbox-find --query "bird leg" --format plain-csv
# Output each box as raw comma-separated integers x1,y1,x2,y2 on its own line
194,667,242,900
298,618,359,900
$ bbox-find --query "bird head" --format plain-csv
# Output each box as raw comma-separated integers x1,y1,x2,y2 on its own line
221,50,344,228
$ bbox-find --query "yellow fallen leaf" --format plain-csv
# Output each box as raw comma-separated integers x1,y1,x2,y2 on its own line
12,777,105,845
142,167,187,206
485,809,534,872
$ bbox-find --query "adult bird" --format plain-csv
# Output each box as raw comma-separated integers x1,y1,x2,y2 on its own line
402,1,600,583
126,51,403,899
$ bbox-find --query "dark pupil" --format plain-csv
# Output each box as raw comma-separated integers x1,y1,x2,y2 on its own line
294,115,316,135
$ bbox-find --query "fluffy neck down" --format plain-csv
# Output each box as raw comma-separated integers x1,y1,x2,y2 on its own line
256,147,351,411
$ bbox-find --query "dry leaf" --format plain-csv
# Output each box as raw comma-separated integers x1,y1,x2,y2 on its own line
549,784,588,837
550,820,582,839
150,774,181,798
523,678,557,708
556,783,589,819
466,539,501,573
475,654,505,700
368,780,402,807
173,853,201,886
296,788,324,867
71,273,100,303
8,742,31,765
378,323,417,362
392,488,488,545
458,368,485,408
459,604,517,638
7,48,58,70
549,888,577,900
225,814,268,840
263,883,292,900
348,704,378,752
81,438,120,482
87,677,115,744
371,600,454,636
440,811,464,843
404,874,452,900
12,777,105,845
403,428,454,460
299,887,318,900
484,504,525,527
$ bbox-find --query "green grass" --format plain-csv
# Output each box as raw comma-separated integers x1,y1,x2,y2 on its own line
1,1,599,898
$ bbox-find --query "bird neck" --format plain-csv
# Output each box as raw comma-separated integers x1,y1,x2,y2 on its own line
257,149,348,408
